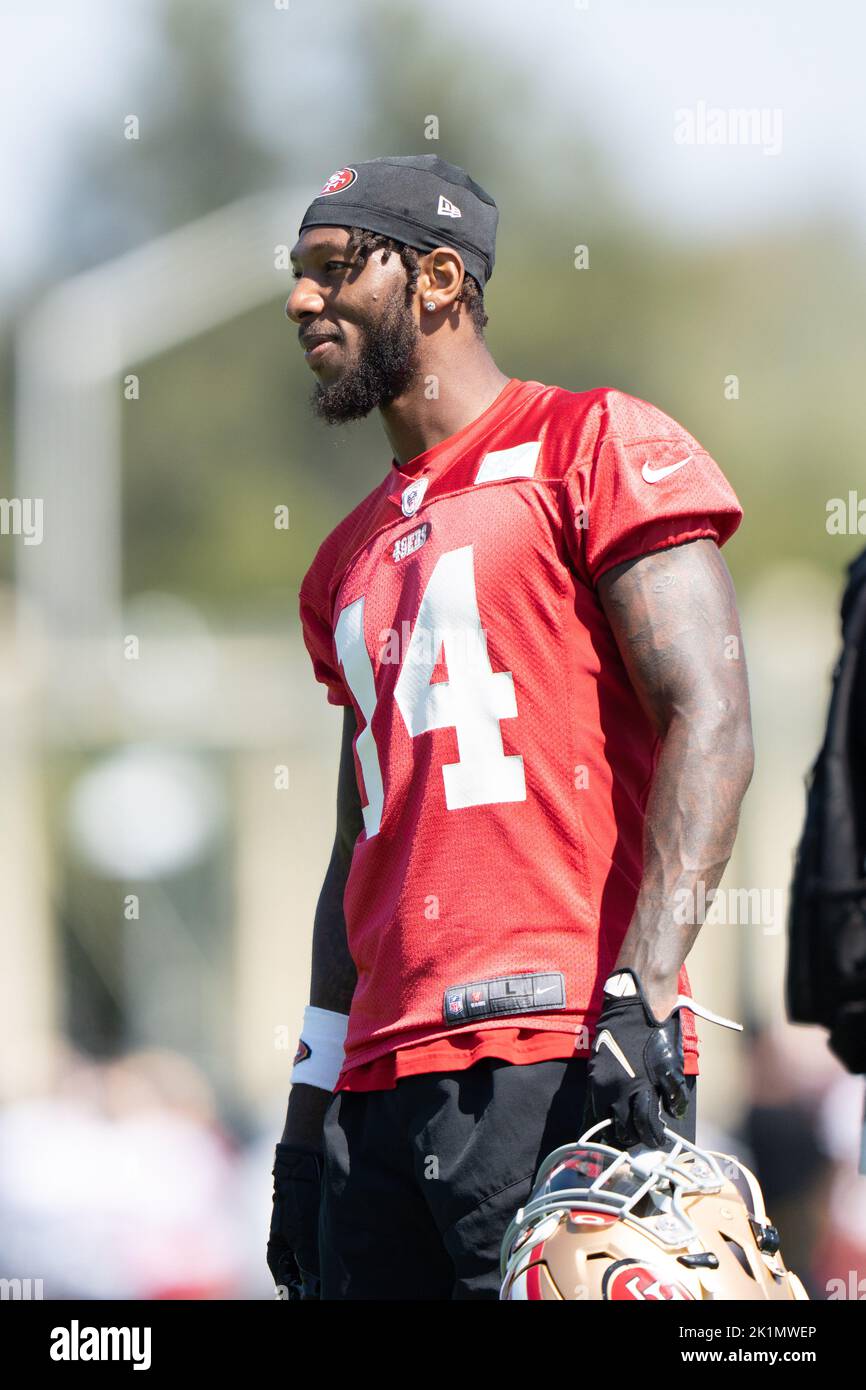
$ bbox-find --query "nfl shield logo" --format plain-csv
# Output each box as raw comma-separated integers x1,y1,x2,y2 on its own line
401,476,429,517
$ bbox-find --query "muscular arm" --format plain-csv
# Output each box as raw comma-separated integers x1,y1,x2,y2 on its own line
280,704,362,1148
597,538,754,1020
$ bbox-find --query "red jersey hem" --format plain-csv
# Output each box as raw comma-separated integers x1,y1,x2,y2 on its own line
335,1025,700,1092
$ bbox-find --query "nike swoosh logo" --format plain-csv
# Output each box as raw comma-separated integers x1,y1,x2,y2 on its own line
536,984,558,996
641,455,691,483
594,1029,636,1077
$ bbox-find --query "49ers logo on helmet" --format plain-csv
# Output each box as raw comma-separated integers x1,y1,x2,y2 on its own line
318,167,357,196
602,1260,694,1301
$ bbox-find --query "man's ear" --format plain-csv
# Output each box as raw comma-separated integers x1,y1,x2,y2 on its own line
417,246,465,313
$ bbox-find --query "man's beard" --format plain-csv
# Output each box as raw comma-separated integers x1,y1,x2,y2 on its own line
311,287,422,425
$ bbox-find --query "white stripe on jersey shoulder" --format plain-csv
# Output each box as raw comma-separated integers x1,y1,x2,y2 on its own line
473,440,542,484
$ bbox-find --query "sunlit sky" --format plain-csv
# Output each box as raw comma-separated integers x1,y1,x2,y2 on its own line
1,0,863,304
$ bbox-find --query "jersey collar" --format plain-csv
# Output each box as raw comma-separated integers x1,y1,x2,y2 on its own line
385,377,525,511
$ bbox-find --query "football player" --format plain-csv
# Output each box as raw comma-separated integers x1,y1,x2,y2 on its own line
267,156,754,1300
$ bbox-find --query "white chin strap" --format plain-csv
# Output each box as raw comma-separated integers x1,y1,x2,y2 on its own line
674,996,743,1032
604,970,743,1032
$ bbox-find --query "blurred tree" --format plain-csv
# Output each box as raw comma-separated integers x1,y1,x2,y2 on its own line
53,0,279,273
9,0,864,612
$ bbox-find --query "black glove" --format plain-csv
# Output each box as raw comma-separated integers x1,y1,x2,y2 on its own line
585,969,690,1149
267,1143,323,1299
829,1001,866,1074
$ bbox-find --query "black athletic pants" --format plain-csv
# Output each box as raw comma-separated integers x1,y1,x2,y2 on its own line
319,1056,697,1300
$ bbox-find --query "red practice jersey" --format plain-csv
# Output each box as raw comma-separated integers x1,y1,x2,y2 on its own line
299,379,743,1090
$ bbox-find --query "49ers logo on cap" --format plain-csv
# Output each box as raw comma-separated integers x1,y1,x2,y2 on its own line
319,167,357,196
602,1260,694,1301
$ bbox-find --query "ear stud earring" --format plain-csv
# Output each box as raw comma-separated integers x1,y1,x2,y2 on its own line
425,301,436,311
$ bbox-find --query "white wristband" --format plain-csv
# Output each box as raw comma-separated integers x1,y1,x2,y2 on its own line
291,1006,349,1091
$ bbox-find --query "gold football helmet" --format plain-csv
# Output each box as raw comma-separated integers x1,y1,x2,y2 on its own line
500,1121,808,1301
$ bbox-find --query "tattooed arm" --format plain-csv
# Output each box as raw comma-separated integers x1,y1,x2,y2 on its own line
280,704,362,1149
597,537,754,1021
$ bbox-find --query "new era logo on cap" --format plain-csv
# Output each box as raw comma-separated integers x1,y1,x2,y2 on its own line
437,194,462,218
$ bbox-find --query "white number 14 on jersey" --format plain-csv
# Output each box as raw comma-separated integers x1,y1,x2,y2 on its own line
334,544,526,836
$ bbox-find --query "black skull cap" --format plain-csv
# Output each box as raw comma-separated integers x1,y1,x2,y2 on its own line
298,155,498,287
